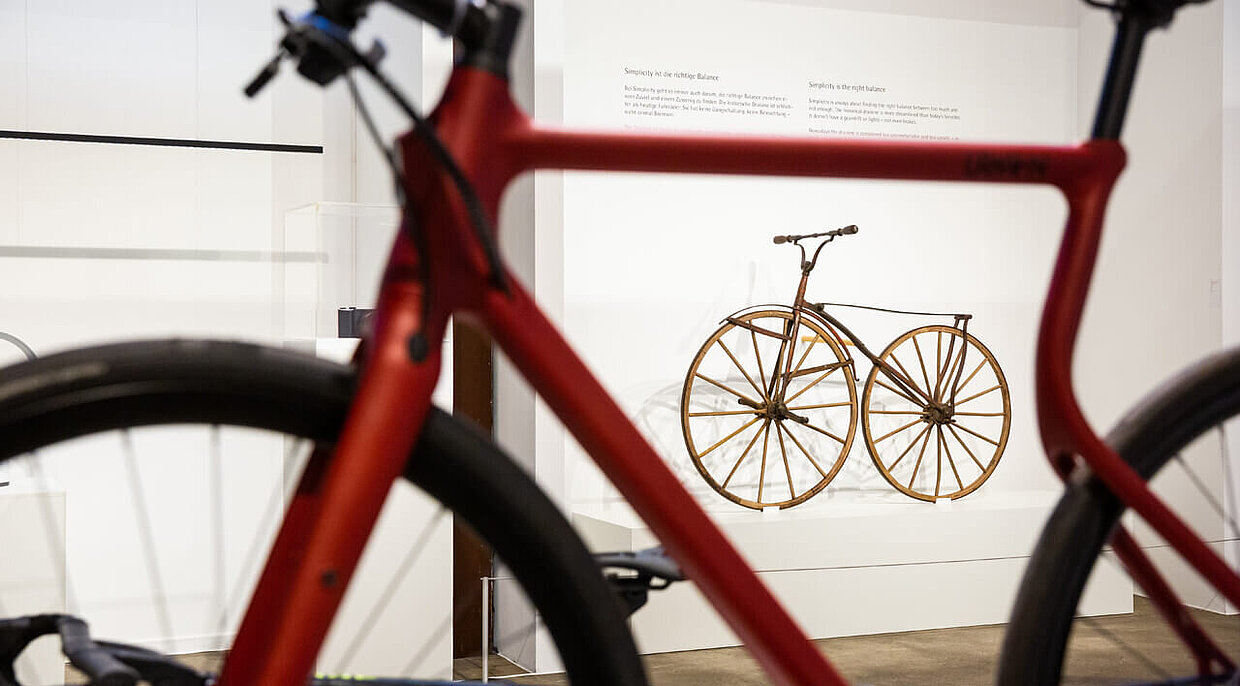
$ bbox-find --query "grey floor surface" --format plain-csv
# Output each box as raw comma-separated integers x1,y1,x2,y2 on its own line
70,597,1237,684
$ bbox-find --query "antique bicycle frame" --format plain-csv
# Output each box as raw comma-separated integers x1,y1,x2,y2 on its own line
215,5,1240,686
760,234,978,414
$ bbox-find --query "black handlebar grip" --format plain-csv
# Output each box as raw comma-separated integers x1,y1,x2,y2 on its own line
58,617,139,686
840,224,859,235
773,235,789,244
244,56,282,98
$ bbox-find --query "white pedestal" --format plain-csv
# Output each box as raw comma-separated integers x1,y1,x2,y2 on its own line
575,489,1133,654
0,484,67,685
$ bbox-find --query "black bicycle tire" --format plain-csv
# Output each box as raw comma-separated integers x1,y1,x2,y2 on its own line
997,346,1240,684
0,339,647,686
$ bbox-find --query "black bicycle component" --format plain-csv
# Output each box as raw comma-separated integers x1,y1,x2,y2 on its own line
0,614,202,686
772,224,859,245
597,547,684,618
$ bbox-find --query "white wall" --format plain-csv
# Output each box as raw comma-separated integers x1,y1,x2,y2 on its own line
0,0,461,671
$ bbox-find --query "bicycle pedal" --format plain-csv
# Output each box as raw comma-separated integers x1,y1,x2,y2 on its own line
596,547,684,618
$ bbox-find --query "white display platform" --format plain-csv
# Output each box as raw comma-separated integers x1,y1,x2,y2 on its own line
0,484,67,686
575,489,1133,654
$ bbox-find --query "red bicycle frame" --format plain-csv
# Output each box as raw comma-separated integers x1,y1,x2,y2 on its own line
216,25,1239,686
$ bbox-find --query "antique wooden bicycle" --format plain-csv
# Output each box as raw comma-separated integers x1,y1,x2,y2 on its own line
0,0,1233,685
681,225,1011,508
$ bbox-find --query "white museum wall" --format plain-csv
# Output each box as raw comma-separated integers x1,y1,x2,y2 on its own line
1073,1,1232,613
0,0,460,673
1226,0,1240,581
492,0,1236,654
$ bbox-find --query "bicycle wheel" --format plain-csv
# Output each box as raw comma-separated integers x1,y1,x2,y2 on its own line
860,325,1010,501
998,347,1240,684
681,309,858,509
0,340,646,686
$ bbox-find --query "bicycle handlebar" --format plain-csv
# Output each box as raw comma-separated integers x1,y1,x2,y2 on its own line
772,224,859,245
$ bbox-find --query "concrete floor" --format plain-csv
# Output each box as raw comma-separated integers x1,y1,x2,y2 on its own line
67,597,1238,684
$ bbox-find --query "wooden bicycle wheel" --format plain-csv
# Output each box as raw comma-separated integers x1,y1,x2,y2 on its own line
861,325,1010,501
681,309,858,509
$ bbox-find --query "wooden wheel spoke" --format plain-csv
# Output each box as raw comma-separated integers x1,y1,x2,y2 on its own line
946,424,986,471
907,427,933,490
784,367,840,405
694,372,761,407
911,335,933,395
868,409,926,415
787,401,853,411
953,411,1006,417
757,422,772,502
941,426,965,491
955,384,1001,406
886,424,932,472
789,334,821,379
874,378,923,406
935,337,966,402
934,424,943,498
792,418,847,445
717,339,768,402
890,353,929,399
951,420,1001,447
699,416,765,458
875,418,924,444
778,423,828,478
689,410,763,417
751,329,770,395
952,359,988,398
721,419,770,488
775,424,796,500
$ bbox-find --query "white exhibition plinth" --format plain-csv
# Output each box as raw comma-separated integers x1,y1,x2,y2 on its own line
0,484,66,686
575,489,1133,654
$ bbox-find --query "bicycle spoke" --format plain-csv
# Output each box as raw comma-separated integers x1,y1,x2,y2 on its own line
886,424,932,472
952,358,988,397
757,422,772,503
793,418,848,445
889,352,924,399
789,333,821,379
718,339,768,402
694,372,762,408
952,421,1001,447
752,329,769,395
1173,450,1240,543
721,419,770,489
868,409,925,415
784,366,840,405
120,429,174,651
946,424,987,471
912,335,933,394
935,332,943,395
689,409,763,417
955,383,1001,406
779,423,828,478
218,438,312,633
786,401,853,411
953,411,1005,417
935,337,966,402
698,416,765,459
934,425,943,498
333,506,449,673
907,427,933,490
875,378,923,406
775,424,795,500
874,418,923,444
940,426,965,491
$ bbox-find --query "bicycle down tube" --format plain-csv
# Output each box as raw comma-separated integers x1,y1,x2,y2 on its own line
215,4,1238,686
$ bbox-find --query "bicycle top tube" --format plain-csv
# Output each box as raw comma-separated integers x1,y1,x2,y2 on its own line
218,2,1229,686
